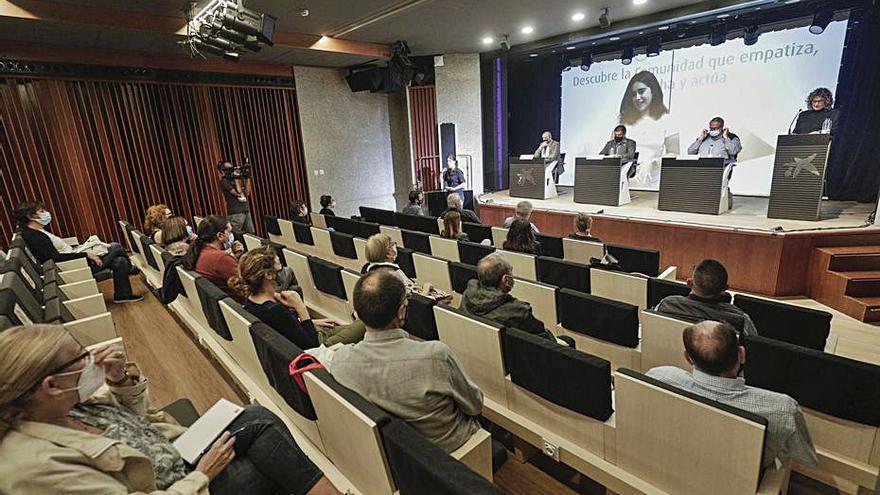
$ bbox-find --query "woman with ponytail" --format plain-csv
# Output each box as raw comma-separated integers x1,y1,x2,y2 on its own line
182,215,245,300
0,325,339,494
233,247,365,349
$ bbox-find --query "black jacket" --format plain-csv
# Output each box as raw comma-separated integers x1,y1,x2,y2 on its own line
441,207,480,224
19,227,87,264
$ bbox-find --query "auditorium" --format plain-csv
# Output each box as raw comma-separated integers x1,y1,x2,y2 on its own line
2,0,880,493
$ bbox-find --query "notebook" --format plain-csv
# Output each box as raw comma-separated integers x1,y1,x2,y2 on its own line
172,398,245,464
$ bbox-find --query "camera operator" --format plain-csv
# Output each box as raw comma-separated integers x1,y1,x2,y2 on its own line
217,159,256,235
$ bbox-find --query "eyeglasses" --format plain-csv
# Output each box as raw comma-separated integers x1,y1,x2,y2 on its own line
47,349,89,377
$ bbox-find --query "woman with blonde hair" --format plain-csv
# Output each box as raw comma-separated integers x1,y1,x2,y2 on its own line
362,233,450,301
232,247,365,349
0,324,338,494
143,204,172,243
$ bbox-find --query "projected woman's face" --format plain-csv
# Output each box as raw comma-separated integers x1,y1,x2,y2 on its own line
630,81,652,113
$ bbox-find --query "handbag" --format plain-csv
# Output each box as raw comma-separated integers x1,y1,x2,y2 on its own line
288,353,324,394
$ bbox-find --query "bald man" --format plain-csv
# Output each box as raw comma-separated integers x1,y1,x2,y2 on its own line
647,321,817,468
533,130,563,182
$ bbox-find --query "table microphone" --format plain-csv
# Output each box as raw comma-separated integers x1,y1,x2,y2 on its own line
787,108,804,135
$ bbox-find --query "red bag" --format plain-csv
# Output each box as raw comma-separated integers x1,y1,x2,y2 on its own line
288,353,324,394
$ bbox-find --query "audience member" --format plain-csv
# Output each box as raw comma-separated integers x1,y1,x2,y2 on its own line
568,213,602,243
14,201,142,304
362,233,450,302
218,160,256,235
181,215,245,300
143,204,171,243
440,193,480,224
647,321,817,468
460,253,557,343
232,247,364,349
327,270,483,452
160,216,194,257
441,211,470,242
402,190,424,216
289,200,311,225
655,259,757,336
503,218,542,255
0,325,338,495
318,195,336,216
503,200,539,233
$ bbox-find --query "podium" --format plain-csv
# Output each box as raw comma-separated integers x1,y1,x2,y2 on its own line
573,156,633,206
766,134,832,221
658,156,731,215
509,157,558,200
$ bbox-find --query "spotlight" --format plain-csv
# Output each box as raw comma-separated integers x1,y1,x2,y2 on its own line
499,35,511,51
810,8,833,34
580,52,593,71
676,24,688,39
647,38,661,57
621,46,634,65
482,36,494,44
521,25,534,34
709,23,727,46
743,25,760,46
598,8,611,29
572,12,585,21
562,54,575,72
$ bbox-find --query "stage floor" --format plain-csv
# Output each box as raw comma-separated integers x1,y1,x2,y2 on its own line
479,188,877,234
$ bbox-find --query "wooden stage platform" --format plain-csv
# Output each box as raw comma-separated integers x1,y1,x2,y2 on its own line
477,189,880,297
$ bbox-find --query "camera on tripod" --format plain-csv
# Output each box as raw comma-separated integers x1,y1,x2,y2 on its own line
217,158,253,180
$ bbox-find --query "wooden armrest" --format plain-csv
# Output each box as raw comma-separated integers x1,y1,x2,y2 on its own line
63,313,116,346
450,428,493,481
756,461,791,494
58,267,93,284
59,279,100,299
63,293,108,319
57,258,89,272
658,266,677,280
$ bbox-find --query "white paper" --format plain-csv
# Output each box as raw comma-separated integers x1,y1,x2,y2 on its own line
172,398,244,464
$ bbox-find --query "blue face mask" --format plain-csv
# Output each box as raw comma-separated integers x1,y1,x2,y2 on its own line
186,225,194,237
223,232,235,250
36,211,52,226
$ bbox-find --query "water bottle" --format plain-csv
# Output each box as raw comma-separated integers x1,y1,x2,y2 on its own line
821,118,832,134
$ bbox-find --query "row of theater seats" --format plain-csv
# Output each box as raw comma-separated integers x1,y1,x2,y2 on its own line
273,209,880,495
116,219,502,495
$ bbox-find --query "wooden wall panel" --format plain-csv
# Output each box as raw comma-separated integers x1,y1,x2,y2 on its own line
408,85,439,191
0,77,308,246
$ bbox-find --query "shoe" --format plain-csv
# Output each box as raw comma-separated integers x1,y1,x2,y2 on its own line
113,294,144,304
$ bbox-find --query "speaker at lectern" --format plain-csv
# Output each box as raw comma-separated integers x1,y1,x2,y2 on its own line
574,156,633,206
509,156,558,200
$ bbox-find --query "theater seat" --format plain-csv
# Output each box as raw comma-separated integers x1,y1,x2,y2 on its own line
429,236,460,262
395,246,417,279
449,262,478,295
646,277,691,309
462,222,492,245
402,229,432,255
263,215,283,244
308,256,347,300
536,256,590,293
458,241,495,266
557,288,641,372
535,233,564,259
734,294,832,351
330,231,358,260
292,221,315,246
193,277,233,341
403,292,439,341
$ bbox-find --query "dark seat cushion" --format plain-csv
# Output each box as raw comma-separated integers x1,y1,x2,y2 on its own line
0,272,46,325
194,276,232,341
395,247,417,279
359,206,397,226
743,335,880,426
267,242,288,267
646,277,691,309
250,323,316,420
355,220,381,239
462,222,492,245
139,235,159,271
536,256,590,293
449,262,478,295
734,294,831,351
263,215,281,236
330,231,357,259
403,292,439,341
535,234,564,259
557,288,639,348
402,229,432,255
307,257,346,300
458,241,495,266
396,212,440,235
506,328,613,421
124,222,141,254
6,249,45,295
325,216,356,236
292,221,314,246
380,419,506,495
0,257,43,303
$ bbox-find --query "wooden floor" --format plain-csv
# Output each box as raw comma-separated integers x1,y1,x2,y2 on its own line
104,275,857,495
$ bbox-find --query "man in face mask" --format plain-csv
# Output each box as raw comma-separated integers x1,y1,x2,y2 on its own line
599,125,638,178
688,116,742,165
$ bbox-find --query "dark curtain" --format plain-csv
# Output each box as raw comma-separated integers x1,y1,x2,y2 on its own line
508,56,563,156
826,7,880,202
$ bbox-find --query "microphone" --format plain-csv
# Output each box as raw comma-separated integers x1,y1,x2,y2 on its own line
788,108,804,135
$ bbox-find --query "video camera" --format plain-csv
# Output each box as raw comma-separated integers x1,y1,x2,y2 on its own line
216,157,253,180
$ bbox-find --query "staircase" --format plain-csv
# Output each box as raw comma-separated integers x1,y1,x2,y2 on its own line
808,245,880,322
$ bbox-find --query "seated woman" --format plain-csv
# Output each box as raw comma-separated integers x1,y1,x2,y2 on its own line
362,233,450,302
440,193,480,224
503,218,542,255
440,211,470,242
568,212,602,243
14,201,142,304
181,215,245,300
233,247,365,349
160,216,195,257
318,195,336,217
289,200,311,225
143,204,172,244
0,324,339,495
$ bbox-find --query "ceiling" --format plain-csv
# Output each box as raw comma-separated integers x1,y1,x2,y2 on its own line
0,0,741,68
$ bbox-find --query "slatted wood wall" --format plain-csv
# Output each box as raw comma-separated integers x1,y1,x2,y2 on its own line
408,85,440,191
0,77,309,247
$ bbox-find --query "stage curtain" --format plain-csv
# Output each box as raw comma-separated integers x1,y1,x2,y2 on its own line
0,78,309,246
408,85,440,190
826,7,880,202
508,56,563,156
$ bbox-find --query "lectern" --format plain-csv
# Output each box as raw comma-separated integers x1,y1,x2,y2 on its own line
766,134,832,221
658,156,731,215
574,156,633,206
510,157,558,200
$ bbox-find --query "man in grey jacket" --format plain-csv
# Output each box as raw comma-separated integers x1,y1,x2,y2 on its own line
599,125,637,160
533,130,563,182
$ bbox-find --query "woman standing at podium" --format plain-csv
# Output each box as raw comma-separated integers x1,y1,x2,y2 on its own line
793,88,841,135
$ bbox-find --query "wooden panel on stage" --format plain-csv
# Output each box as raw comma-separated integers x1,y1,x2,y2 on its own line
478,202,880,297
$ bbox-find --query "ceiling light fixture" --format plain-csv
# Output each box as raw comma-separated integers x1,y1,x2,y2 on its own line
598,8,611,29
609,36,620,41
633,0,647,5
621,46,634,65
580,52,593,71
572,12,585,21
709,23,728,46
521,26,534,34
529,53,538,57
743,25,760,46
566,45,577,50
482,36,494,44
646,38,661,57
809,8,833,34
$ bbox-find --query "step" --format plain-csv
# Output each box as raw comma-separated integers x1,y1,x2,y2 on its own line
841,271,880,297
843,295,880,323
829,252,880,272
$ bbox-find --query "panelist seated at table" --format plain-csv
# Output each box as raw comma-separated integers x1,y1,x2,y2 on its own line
687,116,742,165
533,130,564,182
793,87,840,135
599,125,638,178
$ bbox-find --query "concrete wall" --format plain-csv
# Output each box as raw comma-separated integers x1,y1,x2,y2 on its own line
434,53,483,194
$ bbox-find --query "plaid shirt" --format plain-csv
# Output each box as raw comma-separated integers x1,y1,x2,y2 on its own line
646,366,818,468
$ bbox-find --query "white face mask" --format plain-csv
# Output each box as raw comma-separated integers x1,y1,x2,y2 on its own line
55,355,104,402
223,231,235,250
708,129,721,137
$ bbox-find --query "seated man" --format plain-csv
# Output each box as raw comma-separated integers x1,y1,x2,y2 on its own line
326,269,483,453
655,258,757,336
600,125,637,178
647,321,818,468
440,193,480,224
401,190,424,216
503,200,539,234
568,212,602,243
687,116,742,165
460,253,556,343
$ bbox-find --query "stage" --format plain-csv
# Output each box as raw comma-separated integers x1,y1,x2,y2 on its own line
476,188,880,297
